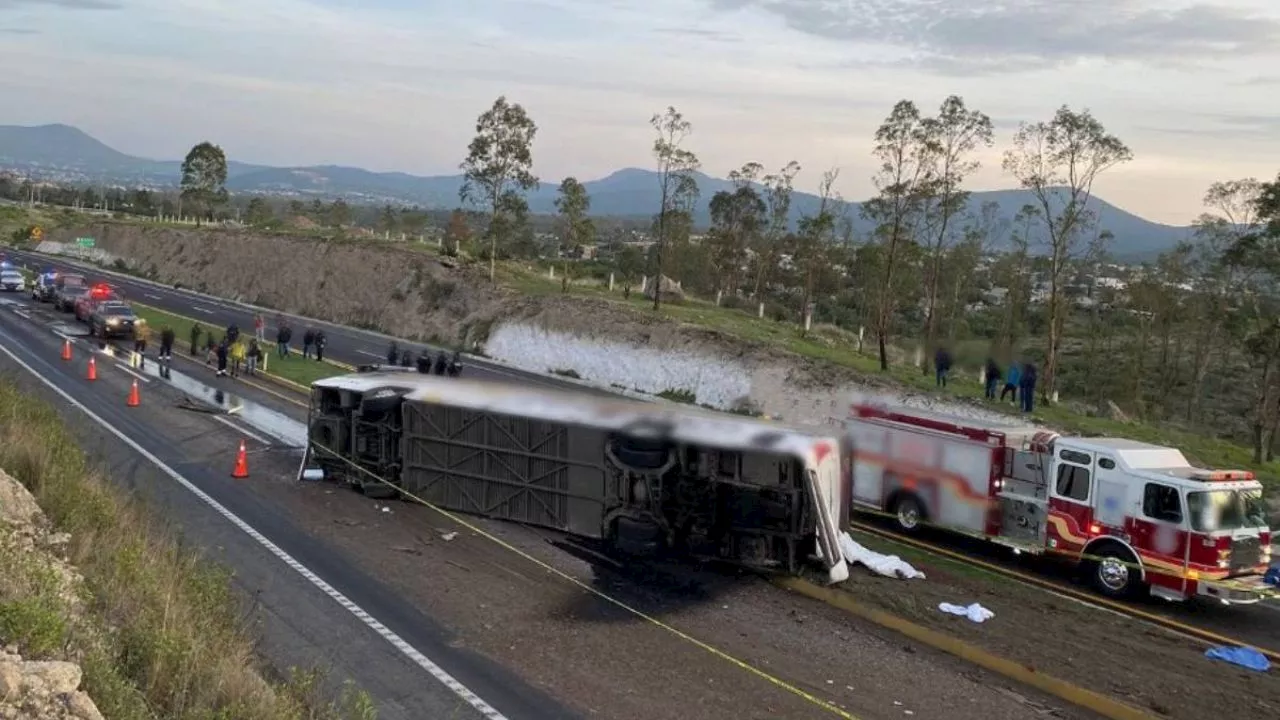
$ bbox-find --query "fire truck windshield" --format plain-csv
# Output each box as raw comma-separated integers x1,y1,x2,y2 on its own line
1187,488,1268,532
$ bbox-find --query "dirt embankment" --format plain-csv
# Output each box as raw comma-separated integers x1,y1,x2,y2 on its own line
46,224,902,414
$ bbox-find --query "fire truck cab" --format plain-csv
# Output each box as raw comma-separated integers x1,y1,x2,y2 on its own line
844,404,1274,604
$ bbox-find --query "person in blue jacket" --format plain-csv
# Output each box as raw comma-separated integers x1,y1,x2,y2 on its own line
1001,362,1021,404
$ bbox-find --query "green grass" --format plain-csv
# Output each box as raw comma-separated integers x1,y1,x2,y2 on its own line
130,303,347,387
0,377,377,719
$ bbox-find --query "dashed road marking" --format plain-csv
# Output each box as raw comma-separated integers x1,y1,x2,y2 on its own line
146,294,161,300
0,333,509,720
192,305,215,315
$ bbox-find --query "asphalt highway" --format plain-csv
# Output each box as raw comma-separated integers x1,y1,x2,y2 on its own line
0,295,576,720
4,247,617,396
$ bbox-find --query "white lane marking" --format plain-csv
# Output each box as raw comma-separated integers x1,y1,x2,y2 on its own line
212,415,271,446
146,294,161,300
356,350,383,359
14,309,30,319
0,337,509,720
192,305,215,315
110,361,151,384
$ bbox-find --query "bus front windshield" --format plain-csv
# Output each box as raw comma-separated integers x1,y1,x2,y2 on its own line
1187,488,1268,532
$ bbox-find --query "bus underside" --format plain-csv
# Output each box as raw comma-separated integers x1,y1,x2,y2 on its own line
304,383,827,574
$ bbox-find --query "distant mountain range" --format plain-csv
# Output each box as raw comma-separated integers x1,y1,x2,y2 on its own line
0,123,1194,259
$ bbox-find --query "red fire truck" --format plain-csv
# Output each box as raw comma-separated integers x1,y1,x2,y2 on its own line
842,403,1274,604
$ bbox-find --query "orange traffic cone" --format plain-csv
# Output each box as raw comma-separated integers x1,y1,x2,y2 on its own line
86,356,97,381
61,338,72,361
231,440,249,479
127,379,140,407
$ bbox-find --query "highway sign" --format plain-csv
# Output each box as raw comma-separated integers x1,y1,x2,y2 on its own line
75,237,95,248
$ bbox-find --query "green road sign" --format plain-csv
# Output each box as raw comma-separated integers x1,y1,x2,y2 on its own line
75,237,95,248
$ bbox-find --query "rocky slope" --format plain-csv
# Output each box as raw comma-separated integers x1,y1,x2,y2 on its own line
0,470,103,720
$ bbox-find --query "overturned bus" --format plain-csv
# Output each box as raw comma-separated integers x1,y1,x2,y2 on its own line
298,368,852,583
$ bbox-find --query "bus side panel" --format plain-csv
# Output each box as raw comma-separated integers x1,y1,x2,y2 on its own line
399,398,610,538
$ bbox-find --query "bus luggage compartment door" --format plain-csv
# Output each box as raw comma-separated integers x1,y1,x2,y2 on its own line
399,400,609,538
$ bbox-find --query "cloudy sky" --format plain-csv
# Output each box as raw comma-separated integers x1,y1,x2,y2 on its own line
0,0,1277,224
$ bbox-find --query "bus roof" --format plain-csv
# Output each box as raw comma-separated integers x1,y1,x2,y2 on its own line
313,370,838,460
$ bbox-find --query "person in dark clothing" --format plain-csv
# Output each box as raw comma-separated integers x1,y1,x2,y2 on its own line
189,323,203,356
387,341,400,365
226,323,240,345
934,347,953,388
302,329,315,359
416,352,432,374
314,330,326,362
247,339,261,375
215,339,229,377
1002,362,1021,404
400,349,413,367
159,326,176,362
276,325,292,358
1019,363,1038,413
983,357,1001,400
447,350,462,377
433,352,447,375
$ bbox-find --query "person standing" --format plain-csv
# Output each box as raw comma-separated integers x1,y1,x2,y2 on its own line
983,357,1002,400
314,330,327,362
215,338,229,377
230,337,246,377
276,324,292,358
159,325,175,362
189,323,203,356
934,346,953,388
246,339,261,376
254,313,266,342
133,322,150,369
302,328,315,359
1019,363,1038,413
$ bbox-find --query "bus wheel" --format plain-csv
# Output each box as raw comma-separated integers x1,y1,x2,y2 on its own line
1090,545,1140,598
891,493,926,533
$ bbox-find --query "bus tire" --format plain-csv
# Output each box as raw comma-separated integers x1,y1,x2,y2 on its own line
1088,543,1141,599
890,492,927,533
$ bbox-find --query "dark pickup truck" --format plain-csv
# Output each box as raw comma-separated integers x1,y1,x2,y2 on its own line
89,301,139,339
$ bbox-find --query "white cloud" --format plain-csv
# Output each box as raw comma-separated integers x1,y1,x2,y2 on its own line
0,0,1275,224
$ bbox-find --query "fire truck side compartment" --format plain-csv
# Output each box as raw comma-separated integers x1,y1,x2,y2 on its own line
846,417,996,535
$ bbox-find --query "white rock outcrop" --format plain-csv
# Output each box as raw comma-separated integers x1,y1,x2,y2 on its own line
0,471,104,720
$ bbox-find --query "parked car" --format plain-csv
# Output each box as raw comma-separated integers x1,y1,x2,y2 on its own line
0,269,25,292
56,285,90,313
89,301,139,339
52,274,88,311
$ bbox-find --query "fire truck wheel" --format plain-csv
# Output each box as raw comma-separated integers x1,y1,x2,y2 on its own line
891,493,926,533
1090,544,1140,598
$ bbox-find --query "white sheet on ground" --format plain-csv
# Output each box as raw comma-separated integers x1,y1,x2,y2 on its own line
837,531,926,580
938,602,994,623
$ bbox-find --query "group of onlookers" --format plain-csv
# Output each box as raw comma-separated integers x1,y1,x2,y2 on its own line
182,313,328,378
933,347,1039,413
